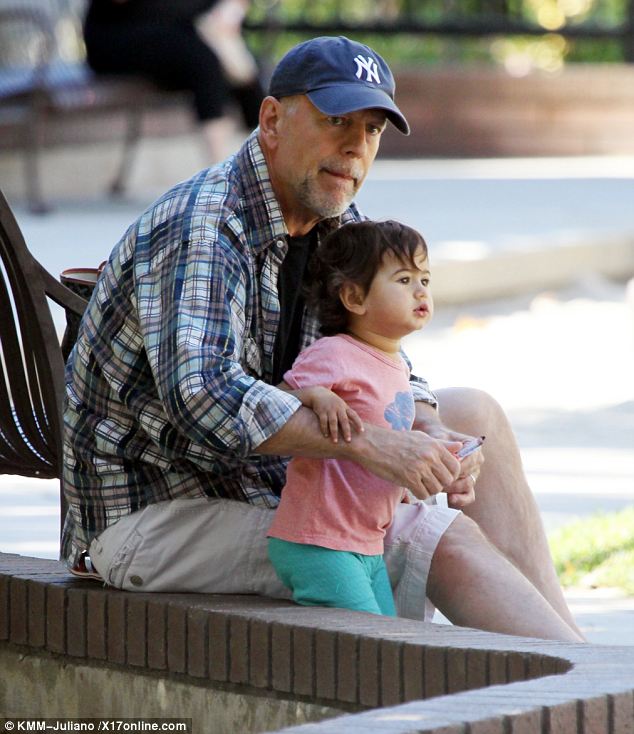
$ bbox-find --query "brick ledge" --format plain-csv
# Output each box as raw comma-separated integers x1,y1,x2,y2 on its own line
1,552,633,733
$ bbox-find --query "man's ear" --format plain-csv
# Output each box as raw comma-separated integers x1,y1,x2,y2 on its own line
258,96,282,149
339,282,367,315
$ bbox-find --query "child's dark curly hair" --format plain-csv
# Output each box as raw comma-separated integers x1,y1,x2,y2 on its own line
306,220,428,337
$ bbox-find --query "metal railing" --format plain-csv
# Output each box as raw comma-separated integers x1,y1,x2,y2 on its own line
243,0,634,62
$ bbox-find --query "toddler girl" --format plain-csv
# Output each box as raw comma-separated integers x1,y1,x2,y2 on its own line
268,220,436,616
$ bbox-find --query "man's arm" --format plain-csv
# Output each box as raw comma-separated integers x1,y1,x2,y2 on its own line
139,232,303,464
257,404,463,501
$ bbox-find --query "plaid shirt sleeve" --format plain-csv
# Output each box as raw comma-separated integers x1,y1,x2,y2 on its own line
399,350,438,409
134,215,302,460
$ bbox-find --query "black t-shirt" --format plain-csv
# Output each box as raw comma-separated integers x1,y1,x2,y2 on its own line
272,231,317,386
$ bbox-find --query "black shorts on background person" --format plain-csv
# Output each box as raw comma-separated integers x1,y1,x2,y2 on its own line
83,0,263,160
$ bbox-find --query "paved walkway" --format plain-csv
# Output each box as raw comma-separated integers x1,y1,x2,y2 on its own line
1,155,633,645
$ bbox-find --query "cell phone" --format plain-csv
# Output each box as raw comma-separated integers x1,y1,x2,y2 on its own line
457,435,485,459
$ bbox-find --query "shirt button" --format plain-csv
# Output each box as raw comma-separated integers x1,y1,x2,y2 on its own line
129,575,144,587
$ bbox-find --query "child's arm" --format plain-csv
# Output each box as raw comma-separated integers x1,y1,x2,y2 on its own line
278,381,364,443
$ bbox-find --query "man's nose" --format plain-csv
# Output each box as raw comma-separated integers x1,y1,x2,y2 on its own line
342,122,368,156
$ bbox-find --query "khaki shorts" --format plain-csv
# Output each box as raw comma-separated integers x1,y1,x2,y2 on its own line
89,497,458,621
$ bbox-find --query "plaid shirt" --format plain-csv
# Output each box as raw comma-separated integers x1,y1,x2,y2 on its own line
61,131,437,564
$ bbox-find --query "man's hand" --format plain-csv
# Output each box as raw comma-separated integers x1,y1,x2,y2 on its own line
259,395,481,503
346,423,463,501
413,402,485,508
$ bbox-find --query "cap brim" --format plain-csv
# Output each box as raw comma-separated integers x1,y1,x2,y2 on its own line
307,85,410,135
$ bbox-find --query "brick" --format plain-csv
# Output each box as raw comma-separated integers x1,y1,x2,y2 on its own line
46,584,67,654
488,651,507,685
466,649,488,690
187,607,208,678
208,611,229,682
271,622,292,692
27,579,46,647
228,615,249,684
380,640,402,707
358,637,379,707
166,603,187,674
542,700,577,733
126,596,147,667
293,626,315,697
66,588,87,657
147,600,167,670
506,709,543,734
249,618,270,689
9,577,28,644
0,575,9,640
86,590,107,660
507,652,527,682
0,556,62,574
469,718,505,734
447,647,467,694
106,593,126,664
424,645,447,699
402,643,424,702
526,653,544,679
336,631,359,704
580,695,609,733
427,726,466,734
315,628,337,701
542,654,568,675
609,691,634,734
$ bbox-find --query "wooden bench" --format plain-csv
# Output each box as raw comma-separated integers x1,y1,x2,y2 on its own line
2,190,634,731
0,3,192,213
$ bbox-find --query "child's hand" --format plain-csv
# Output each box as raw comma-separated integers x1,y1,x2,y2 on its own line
300,386,364,443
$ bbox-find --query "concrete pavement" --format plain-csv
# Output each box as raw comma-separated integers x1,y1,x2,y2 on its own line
1,149,633,644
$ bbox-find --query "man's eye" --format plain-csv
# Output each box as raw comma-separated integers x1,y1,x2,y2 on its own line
367,124,384,135
328,116,346,126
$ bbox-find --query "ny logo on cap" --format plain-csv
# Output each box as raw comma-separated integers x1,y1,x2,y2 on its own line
354,54,380,84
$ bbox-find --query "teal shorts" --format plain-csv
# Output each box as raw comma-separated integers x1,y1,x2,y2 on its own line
267,537,396,616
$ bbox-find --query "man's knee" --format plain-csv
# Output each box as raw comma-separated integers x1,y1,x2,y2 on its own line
435,386,507,436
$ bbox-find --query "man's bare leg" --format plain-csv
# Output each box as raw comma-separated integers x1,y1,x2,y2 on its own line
434,386,584,638
428,514,583,641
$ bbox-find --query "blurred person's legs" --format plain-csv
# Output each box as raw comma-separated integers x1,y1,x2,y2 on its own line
84,19,238,162
196,0,259,86
195,0,265,132
435,386,584,637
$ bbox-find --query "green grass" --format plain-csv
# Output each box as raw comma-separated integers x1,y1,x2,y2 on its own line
548,507,634,594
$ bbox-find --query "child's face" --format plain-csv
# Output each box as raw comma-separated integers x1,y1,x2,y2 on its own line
359,247,433,340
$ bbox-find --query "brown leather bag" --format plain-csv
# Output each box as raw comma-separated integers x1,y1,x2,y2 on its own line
59,262,105,362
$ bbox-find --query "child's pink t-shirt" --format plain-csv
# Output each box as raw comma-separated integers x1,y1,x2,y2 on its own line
267,334,415,555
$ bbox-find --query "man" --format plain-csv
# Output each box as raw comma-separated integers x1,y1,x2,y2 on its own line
63,36,583,641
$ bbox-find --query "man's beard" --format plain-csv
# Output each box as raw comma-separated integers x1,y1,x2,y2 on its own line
295,174,359,220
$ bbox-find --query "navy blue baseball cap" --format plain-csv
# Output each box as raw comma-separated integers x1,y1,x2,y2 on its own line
269,36,410,135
